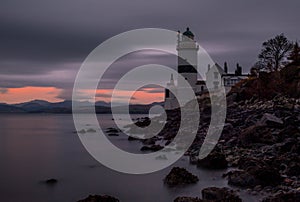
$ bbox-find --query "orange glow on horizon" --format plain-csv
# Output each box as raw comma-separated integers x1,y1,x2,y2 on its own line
0,87,164,105
95,88,164,104
0,86,63,104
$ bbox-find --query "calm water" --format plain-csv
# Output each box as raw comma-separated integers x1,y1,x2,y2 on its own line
0,114,258,202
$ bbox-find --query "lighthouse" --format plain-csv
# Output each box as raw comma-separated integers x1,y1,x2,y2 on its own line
164,27,199,110
177,27,199,92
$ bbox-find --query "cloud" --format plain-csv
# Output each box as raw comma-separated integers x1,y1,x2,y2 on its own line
1,0,300,103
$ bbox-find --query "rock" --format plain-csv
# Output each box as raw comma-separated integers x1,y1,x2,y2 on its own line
128,136,139,141
108,133,119,136
135,117,151,127
174,197,203,202
201,187,242,202
286,162,300,176
227,157,282,188
87,128,97,133
77,195,119,202
261,191,300,202
155,154,168,160
197,150,228,169
78,129,86,134
45,178,58,185
142,138,156,145
237,157,282,186
248,165,282,187
164,167,199,187
140,144,163,152
259,113,284,127
106,128,120,133
222,123,234,134
227,170,258,188
189,156,198,165
239,125,276,145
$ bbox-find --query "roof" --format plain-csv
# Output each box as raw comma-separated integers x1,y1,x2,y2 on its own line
209,63,225,74
182,27,194,38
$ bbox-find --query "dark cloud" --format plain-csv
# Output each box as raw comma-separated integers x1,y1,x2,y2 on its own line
0,0,300,98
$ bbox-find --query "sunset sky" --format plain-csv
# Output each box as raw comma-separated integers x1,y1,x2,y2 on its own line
1,0,300,104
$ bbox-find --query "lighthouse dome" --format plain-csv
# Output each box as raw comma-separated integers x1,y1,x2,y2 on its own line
182,27,194,39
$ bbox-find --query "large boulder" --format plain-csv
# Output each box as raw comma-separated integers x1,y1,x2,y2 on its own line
227,170,259,188
77,195,119,202
197,150,228,169
227,157,282,188
201,187,242,202
238,157,282,186
164,167,199,187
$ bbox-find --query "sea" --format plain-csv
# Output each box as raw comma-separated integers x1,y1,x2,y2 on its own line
0,114,259,202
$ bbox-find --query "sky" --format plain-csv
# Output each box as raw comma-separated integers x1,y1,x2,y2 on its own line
0,0,299,104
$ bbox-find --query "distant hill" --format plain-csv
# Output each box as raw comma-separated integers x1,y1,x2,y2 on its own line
0,103,26,113
0,100,164,114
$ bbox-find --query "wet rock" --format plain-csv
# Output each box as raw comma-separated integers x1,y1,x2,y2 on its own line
108,133,119,136
239,125,276,145
286,162,300,176
189,156,198,165
87,128,97,133
259,113,284,127
77,129,86,134
140,144,163,152
227,170,258,188
155,154,168,160
142,138,156,145
237,157,282,187
106,128,120,133
227,157,282,188
197,150,228,169
164,167,199,187
45,178,58,185
77,194,119,202
201,187,242,202
135,117,151,127
248,166,282,187
261,191,300,202
174,196,203,202
128,136,139,141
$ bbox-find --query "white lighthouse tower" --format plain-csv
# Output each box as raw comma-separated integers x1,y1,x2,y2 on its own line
177,27,199,91
164,27,199,110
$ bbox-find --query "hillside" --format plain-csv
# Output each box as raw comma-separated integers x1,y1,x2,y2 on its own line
127,63,300,201
229,63,300,101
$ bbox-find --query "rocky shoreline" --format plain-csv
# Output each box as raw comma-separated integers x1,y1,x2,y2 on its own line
124,94,300,201
79,66,300,201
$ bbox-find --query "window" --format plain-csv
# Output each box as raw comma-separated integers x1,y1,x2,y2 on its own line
214,72,218,79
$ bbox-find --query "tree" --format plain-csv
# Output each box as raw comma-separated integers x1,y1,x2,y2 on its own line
258,34,293,72
250,66,258,78
288,42,300,64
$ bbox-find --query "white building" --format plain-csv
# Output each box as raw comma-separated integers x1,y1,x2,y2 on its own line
164,28,248,110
